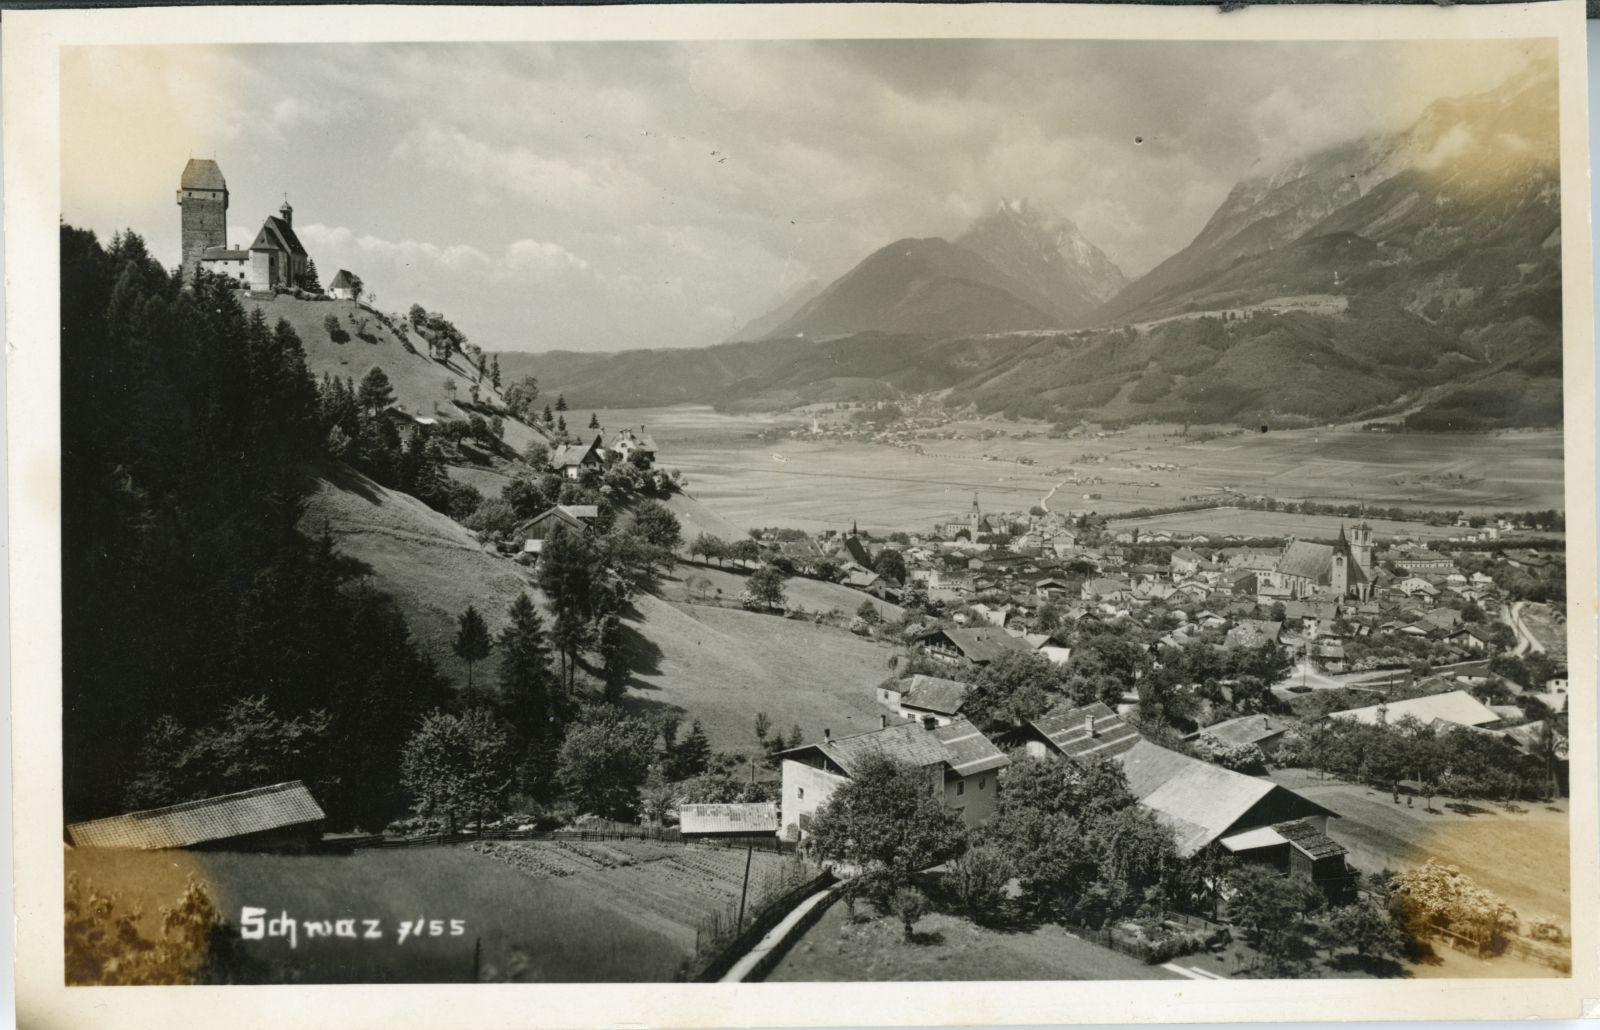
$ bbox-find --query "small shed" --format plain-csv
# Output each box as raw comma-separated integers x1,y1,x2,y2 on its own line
65,781,326,853
678,803,780,839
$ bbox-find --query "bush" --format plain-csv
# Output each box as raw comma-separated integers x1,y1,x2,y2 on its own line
947,845,1011,924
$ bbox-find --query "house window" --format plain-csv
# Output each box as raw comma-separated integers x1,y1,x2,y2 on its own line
956,781,965,796
979,776,986,790
796,787,804,800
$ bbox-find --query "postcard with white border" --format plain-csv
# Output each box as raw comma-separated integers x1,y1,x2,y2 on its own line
6,2,1596,1027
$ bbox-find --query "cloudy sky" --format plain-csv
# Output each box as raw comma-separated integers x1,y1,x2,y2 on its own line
62,39,1541,353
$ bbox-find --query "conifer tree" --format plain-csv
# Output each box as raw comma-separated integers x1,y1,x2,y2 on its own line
490,355,501,391
497,593,557,735
542,404,554,426
357,366,394,413
299,259,323,294
589,412,600,430
452,604,492,694
555,394,568,412
669,720,711,780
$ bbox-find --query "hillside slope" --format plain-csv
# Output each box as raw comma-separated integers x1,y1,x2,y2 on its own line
619,593,896,758
300,460,542,688
245,294,550,455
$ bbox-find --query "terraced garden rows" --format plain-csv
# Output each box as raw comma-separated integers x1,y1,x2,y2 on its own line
462,840,801,950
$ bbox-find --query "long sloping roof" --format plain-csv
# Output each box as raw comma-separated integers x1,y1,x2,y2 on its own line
900,674,970,716
1028,702,1142,762
66,781,324,850
782,716,1008,780
1276,540,1334,581
180,158,227,191
329,269,356,289
933,627,1035,664
1329,689,1500,729
1118,741,1308,855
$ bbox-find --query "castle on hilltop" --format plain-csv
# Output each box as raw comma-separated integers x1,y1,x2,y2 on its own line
177,158,309,294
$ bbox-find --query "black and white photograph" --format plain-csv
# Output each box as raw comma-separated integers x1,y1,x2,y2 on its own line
7,2,1597,1025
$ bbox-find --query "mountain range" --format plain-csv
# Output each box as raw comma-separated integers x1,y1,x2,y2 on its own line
498,60,1562,430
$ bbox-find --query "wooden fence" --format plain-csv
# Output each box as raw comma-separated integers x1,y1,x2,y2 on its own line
346,824,796,854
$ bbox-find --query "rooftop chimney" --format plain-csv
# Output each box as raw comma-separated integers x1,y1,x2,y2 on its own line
1085,713,1098,738
823,728,832,744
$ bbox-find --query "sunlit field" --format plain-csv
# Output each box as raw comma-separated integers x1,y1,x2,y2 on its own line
591,407,1564,533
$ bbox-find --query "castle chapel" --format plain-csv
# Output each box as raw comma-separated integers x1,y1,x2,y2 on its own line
177,159,308,294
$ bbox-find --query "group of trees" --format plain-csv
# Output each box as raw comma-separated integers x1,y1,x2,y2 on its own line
314,368,485,520
1276,713,1566,801
61,228,450,828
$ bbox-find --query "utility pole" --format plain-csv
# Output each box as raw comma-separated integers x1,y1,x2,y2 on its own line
736,843,754,931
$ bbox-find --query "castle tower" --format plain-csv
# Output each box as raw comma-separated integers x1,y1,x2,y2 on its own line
176,159,228,284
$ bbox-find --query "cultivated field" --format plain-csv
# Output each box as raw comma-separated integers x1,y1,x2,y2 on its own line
1270,769,1571,929
619,593,897,759
589,407,1564,532
65,845,691,982
1108,507,1474,542
466,839,809,955
766,902,1180,982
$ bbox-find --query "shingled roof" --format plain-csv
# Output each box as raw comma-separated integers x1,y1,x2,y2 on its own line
1276,541,1334,581
180,158,227,191
1027,702,1142,762
252,215,308,258
900,674,970,716
782,717,1008,780
65,781,324,850
927,626,1035,664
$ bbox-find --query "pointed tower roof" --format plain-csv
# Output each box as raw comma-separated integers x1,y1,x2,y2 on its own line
180,158,227,191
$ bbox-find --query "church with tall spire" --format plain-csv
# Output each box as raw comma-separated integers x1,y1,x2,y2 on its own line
1265,519,1376,600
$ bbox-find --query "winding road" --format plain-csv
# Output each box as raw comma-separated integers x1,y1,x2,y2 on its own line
1503,601,1544,657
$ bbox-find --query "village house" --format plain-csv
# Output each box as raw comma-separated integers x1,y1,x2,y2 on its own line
917,626,1037,666
609,426,658,465
549,435,606,479
328,269,361,300
1190,713,1295,757
1016,701,1142,762
778,717,1010,839
875,674,970,726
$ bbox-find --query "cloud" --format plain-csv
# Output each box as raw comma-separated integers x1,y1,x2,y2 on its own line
501,238,589,277
298,223,491,273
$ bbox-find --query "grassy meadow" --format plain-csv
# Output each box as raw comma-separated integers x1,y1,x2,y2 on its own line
618,592,898,760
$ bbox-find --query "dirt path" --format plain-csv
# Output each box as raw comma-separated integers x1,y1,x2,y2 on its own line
1504,601,1543,657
